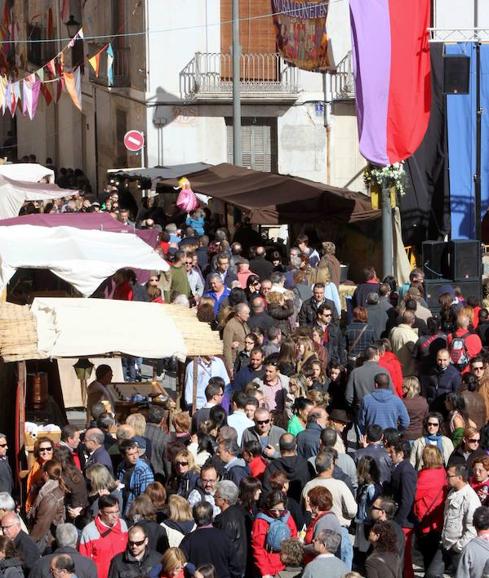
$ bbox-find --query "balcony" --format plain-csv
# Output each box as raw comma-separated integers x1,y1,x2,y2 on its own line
330,51,355,101
180,52,300,102
88,44,130,88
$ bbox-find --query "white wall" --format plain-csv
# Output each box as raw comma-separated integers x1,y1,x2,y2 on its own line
435,0,489,34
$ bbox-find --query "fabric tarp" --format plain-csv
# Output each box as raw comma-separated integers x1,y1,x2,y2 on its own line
0,175,73,220
0,225,169,297
158,163,380,225
31,298,187,360
0,163,55,183
0,212,159,248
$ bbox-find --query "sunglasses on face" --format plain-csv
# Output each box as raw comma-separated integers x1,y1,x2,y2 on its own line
39,447,53,453
427,423,439,427
176,461,189,466
128,539,146,546
256,419,270,425
468,438,480,444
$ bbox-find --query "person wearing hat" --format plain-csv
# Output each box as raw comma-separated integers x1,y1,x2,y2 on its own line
116,439,154,516
328,409,350,453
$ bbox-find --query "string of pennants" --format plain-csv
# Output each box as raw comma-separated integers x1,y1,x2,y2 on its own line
0,28,114,119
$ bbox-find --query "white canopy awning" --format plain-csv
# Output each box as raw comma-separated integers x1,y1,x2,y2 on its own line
0,174,72,220
0,163,55,183
31,298,188,360
0,224,169,296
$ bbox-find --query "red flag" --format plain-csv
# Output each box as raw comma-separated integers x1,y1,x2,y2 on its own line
40,82,52,106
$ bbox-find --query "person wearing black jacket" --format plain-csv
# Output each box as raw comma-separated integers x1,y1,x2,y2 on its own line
262,433,311,502
108,525,161,578
385,440,417,578
180,501,241,578
29,523,97,578
1,512,40,573
298,285,337,327
0,434,13,495
214,481,248,577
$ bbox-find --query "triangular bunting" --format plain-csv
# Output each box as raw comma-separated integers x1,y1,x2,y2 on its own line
88,51,101,77
36,68,44,82
40,82,52,106
46,59,56,78
107,44,114,87
63,68,81,110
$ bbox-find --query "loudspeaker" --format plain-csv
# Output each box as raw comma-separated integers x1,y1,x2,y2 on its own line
424,278,454,311
422,241,449,280
448,240,481,280
443,55,470,94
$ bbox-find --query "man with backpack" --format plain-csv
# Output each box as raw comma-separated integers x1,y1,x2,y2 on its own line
447,313,483,371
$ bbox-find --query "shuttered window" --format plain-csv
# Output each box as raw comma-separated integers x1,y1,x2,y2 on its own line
226,118,277,172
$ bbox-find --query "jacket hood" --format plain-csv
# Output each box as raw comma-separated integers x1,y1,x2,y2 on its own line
226,457,247,469
163,518,195,534
370,389,394,402
272,456,306,475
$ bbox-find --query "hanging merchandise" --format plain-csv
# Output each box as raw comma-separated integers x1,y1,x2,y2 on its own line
175,177,199,213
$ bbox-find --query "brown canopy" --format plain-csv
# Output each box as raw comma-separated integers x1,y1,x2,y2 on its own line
158,163,380,225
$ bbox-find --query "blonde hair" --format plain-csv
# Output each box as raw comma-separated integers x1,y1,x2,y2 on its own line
126,413,146,436
116,424,135,442
174,448,198,472
402,376,420,399
167,495,193,522
85,463,118,493
421,445,444,469
161,547,187,574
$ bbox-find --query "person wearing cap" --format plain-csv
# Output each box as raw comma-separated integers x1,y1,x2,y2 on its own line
116,439,154,516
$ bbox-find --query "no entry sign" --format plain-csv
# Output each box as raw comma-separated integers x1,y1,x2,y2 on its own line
124,130,145,152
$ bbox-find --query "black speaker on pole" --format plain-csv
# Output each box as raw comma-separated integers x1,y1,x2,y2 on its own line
447,240,481,280
443,55,470,94
422,241,450,280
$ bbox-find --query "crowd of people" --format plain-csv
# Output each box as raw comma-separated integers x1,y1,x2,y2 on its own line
8,189,489,578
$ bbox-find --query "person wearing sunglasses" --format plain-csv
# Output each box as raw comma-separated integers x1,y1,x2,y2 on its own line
447,426,486,476
410,412,454,470
107,525,160,578
241,408,285,460
26,437,54,513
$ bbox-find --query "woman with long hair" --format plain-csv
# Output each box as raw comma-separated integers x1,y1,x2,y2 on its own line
53,446,88,526
410,412,455,469
366,521,401,578
251,490,298,578
27,460,66,553
354,456,382,560
84,463,123,517
413,445,448,573
158,547,187,578
25,436,54,513
127,494,169,553
295,336,318,374
267,470,304,531
287,397,314,436
325,362,348,411
170,449,200,499
401,376,429,442
277,340,298,377
161,495,196,548
345,307,375,364
145,481,167,523
445,392,476,447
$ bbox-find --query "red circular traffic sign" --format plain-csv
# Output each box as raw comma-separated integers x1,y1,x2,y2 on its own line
124,130,144,152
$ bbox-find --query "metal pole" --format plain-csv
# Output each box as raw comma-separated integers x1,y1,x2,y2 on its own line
232,0,242,166
475,0,482,239
382,185,394,277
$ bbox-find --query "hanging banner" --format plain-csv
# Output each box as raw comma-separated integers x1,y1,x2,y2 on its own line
271,0,331,71
107,44,114,86
63,68,81,110
350,0,431,166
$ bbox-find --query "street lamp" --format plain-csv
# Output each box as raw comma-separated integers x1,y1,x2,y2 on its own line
65,15,81,39
73,358,94,408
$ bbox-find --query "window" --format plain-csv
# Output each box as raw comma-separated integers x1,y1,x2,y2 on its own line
226,117,277,172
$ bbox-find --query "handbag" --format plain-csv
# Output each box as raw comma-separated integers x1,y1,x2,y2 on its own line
347,325,368,363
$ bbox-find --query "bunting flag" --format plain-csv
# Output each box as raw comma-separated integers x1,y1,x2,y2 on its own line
88,51,101,77
0,75,6,110
36,68,44,82
46,58,56,78
40,81,52,106
350,0,431,166
4,81,10,115
63,68,81,110
22,74,40,120
107,44,114,87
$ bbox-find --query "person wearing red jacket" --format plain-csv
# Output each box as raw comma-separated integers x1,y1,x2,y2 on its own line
378,340,403,397
79,495,128,578
413,445,448,573
446,313,483,368
251,490,297,578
